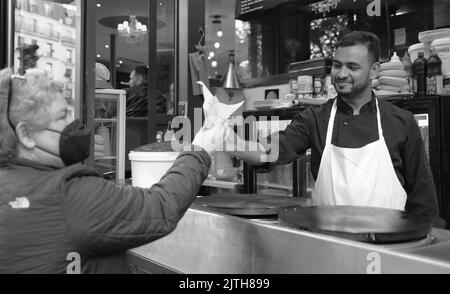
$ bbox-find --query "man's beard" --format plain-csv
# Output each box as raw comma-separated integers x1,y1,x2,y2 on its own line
335,79,371,100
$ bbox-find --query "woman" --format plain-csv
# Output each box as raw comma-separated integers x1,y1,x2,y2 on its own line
0,68,226,273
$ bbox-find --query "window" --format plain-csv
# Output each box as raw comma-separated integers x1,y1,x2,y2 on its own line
46,43,53,58
29,0,38,13
66,49,73,63
44,3,52,17
17,36,24,47
65,68,73,81
47,23,54,38
32,19,37,33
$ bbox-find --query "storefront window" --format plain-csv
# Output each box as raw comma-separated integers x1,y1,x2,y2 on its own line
96,0,175,115
235,0,450,78
14,0,79,102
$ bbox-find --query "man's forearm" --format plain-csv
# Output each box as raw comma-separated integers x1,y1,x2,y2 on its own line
231,140,272,165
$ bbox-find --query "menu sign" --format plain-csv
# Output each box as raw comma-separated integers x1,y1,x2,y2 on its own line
236,0,293,19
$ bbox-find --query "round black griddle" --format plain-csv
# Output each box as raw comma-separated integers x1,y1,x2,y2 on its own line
194,194,307,218
279,206,432,244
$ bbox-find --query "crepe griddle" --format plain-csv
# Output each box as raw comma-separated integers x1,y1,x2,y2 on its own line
194,194,307,217
279,206,432,244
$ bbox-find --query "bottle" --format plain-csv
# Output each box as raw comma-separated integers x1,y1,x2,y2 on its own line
163,120,174,142
426,48,443,95
156,131,163,143
402,51,414,94
413,52,427,96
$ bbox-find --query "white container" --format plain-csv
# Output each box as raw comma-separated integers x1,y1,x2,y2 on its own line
418,28,450,44
408,43,431,63
431,37,450,94
129,150,179,188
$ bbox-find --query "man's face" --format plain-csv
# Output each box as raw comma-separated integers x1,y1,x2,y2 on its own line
32,94,73,168
129,70,141,87
331,44,379,99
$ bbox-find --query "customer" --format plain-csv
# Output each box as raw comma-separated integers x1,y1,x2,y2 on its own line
226,31,444,227
0,68,226,273
126,65,167,116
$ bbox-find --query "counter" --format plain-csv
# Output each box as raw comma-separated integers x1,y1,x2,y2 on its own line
126,204,450,274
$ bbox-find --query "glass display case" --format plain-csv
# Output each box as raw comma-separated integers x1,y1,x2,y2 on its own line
94,89,126,181
243,105,320,199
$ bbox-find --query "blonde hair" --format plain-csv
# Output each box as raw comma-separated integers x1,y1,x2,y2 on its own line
0,68,63,161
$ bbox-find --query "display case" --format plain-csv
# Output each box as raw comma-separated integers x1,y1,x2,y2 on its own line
94,89,126,181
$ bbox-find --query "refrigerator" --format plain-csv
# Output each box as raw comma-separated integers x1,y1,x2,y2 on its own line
388,95,450,225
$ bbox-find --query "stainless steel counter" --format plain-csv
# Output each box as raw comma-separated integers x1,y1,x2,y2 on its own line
127,205,450,274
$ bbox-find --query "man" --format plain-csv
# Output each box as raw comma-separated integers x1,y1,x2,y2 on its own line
228,31,444,227
126,65,167,117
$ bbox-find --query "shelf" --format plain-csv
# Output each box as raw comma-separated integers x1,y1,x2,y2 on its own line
203,179,240,189
95,118,117,123
257,182,292,191
95,156,116,160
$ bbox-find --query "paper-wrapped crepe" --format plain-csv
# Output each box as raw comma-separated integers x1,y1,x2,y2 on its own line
197,81,244,129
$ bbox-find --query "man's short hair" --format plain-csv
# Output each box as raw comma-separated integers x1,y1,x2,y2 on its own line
134,65,149,80
335,31,380,64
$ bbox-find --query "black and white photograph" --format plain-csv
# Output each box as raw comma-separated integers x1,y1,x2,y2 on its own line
1,0,450,280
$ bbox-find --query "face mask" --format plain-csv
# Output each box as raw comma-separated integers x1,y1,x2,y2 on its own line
37,119,91,166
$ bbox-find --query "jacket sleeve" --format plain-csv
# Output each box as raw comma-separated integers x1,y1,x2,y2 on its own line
60,150,210,256
402,114,446,228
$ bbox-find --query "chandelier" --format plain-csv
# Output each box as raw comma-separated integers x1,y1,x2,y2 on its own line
310,0,342,16
117,15,148,44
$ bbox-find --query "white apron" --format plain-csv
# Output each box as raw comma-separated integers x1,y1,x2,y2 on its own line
312,99,406,210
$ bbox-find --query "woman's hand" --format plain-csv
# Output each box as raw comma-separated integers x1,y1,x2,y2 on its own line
192,120,227,155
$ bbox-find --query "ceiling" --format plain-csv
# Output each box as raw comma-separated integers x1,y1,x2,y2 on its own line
94,0,236,77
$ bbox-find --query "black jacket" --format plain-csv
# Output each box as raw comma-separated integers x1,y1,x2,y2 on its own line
0,150,210,273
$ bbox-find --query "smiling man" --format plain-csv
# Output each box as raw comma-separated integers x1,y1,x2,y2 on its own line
227,31,445,227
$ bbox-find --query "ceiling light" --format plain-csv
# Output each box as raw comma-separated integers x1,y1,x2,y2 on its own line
211,60,218,68
96,3,101,8
217,30,223,38
117,15,148,44
105,45,109,48
97,54,101,58
214,42,220,49
119,60,123,64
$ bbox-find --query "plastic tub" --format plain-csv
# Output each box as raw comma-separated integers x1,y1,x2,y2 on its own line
431,37,450,94
129,149,179,189
408,43,430,63
418,28,450,44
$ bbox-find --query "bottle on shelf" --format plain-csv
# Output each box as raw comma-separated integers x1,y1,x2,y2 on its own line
426,48,443,96
413,52,428,96
402,51,414,94
156,131,163,143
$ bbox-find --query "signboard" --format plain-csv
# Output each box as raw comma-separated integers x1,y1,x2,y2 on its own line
235,0,294,19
